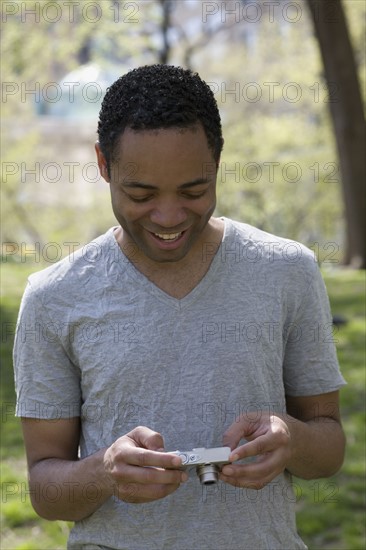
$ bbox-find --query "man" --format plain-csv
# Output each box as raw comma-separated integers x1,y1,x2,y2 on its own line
14,64,346,549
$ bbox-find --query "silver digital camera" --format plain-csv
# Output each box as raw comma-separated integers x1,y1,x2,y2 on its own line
171,446,231,485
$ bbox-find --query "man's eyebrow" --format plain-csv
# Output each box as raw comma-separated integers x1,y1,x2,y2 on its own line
121,178,210,190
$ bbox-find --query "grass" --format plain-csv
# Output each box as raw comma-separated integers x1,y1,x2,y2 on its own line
294,269,366,549
1,262,365,549
1,262,72,549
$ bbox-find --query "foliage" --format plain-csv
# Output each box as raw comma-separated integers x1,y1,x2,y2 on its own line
1,0,160,249
202,10,344,247
1,0,364,257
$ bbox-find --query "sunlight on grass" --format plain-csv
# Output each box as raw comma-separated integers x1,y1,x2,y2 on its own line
294,269,366,550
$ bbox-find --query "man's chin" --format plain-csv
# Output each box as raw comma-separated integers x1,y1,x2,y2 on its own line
143,248,189,264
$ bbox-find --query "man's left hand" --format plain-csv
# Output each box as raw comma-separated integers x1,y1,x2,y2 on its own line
219,412,292,490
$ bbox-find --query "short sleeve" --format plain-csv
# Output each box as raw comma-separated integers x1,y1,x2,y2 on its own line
283,260,346,396
13,280,81,419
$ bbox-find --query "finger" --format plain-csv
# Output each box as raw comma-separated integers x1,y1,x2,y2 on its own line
229,435,269,462
112,463,187,486
120,446,183,470
221,452,279,479
222,421,244,451
229,424,290,462
127,426,165,451
223,414,261,450
220,455,284,489
219,471,268,491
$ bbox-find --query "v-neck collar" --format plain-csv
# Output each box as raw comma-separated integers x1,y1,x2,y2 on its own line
109,218,229,310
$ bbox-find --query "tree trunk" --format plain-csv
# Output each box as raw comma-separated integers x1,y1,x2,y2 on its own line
159,0,173,64
306,0,366,268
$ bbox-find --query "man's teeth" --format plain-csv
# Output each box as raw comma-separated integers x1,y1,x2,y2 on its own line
154,232,182,240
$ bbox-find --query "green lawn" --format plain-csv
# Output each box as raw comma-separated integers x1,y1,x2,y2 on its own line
294,270,366,550
1,263,365,549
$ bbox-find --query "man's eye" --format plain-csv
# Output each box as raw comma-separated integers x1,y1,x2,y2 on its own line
183,191,207,199
128,195,153,203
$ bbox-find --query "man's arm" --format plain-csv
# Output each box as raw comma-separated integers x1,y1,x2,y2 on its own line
219,391,345,489
21,419,186,521
283,391,345,478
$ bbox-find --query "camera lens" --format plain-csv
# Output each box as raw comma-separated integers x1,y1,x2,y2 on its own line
196,464,220,485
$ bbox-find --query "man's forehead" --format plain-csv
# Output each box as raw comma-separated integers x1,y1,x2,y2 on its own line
112,123,213,164
120,124,203,139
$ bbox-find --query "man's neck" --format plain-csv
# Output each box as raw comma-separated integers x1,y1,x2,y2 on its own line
114,217,224,298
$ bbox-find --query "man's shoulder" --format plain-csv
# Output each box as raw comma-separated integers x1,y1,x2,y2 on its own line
226,218,315,263
222,218,318,286
27,228,117,295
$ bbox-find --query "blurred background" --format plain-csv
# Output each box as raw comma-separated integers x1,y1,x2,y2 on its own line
1,1,365,548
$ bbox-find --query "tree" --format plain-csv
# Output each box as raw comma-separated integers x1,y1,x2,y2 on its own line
158,0,173,63
2,0,362,265
306,0,366,268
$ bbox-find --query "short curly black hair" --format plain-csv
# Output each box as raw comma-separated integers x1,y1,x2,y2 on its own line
97,64,224,171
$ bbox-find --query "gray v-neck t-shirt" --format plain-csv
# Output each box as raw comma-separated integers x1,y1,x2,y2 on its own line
14,218,345,549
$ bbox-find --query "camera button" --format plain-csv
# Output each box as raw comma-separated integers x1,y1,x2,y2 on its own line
189,453,199,462
180,453,190,464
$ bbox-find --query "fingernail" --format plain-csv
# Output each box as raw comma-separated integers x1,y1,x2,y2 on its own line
172,456,183,467
230,453,239,462
181,472,188,483
223,466,234,476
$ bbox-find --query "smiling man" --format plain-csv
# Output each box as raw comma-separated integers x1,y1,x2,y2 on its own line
95,124,223,298
14,65,346,550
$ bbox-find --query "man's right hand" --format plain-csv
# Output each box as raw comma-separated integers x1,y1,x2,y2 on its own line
103,426,188,503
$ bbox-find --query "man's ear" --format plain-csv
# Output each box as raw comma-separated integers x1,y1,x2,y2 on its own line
95,142,110,182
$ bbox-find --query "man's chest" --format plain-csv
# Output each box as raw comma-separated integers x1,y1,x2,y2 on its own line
144,266,209,298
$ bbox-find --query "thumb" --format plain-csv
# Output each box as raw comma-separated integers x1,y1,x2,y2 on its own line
222,418,246,450
223,414,260,450
128,426,165,451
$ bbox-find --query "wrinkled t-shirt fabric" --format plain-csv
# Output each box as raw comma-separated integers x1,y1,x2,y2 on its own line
14,218,346,550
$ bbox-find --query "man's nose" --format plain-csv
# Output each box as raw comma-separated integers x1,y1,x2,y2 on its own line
150,198,188,228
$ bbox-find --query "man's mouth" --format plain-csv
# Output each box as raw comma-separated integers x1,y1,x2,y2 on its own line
153,232,183,242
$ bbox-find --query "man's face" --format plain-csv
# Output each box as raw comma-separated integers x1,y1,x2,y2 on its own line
97,125,218,264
